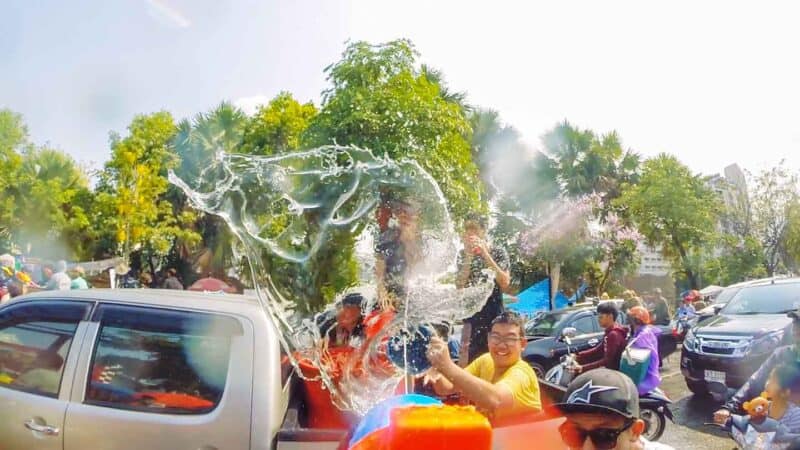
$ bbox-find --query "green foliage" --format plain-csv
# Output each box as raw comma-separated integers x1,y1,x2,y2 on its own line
750,164,799,275
241,92,317,155
786,200,800,269
0,109,93,259
306,39,484,219
616,154,720,288
703,234,767,286
542,121,640,210
95,112,200,264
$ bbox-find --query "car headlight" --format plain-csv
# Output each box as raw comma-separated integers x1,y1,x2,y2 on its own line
745,330,785,355
684,329,697,352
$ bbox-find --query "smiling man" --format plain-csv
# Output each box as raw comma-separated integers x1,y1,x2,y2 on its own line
424,311,541,423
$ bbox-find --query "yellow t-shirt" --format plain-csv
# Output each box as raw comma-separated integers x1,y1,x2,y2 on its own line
465,353,542,421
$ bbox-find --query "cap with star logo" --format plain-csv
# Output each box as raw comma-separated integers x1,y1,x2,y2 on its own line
549,368,639,419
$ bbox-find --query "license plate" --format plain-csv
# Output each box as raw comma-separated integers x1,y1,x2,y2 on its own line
704,370,726,383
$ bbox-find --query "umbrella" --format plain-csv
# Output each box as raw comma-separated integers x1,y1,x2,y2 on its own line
187,277,237,293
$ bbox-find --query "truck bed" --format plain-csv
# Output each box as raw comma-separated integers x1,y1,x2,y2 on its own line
275,378,566,450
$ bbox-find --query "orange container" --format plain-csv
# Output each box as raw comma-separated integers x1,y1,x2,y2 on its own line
387,405,492,450
298,355,351,429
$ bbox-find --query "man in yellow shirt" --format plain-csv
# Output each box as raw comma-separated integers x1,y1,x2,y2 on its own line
425,311,541,423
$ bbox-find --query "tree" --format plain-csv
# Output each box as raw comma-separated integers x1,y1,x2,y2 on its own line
0,109,94,259
0,109,27,251
15,147,93,260
786,200,800,268
542,121,641,210
750,164,799,275
305,39,484,219
703,234,766,286
95,112,199,269
616,154,720,289
241,93,318,156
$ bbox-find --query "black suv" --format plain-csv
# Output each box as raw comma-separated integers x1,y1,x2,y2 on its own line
522,301,678,377
680,278,799,397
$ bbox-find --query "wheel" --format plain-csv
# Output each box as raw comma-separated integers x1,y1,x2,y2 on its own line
529,361,546,379
640,406,667,442
685,378,709,397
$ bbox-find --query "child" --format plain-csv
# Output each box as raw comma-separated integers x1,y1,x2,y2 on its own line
676,293,697,320
767,364,800,445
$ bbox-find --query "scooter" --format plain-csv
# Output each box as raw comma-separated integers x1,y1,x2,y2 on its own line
544,327,674,442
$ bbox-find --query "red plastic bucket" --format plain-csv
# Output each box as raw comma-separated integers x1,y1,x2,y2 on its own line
298,351,352,429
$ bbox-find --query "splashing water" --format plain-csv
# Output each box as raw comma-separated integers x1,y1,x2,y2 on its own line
169,145,493,415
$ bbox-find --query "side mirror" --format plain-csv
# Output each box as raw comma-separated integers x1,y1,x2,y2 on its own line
713,304,724,315
561,327,577,340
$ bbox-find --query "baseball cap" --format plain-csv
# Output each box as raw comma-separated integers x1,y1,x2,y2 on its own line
341,292,365,308
549,368,639,419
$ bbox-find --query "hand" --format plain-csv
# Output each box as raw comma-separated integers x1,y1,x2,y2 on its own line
422,368,443,387
426,336,452,370
468,236,489,258
713,408,731,425
567,364,583,374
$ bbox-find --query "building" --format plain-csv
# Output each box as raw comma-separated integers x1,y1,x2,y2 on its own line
707,163,748,234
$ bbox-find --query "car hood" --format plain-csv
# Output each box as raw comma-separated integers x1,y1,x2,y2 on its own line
695,314,792,337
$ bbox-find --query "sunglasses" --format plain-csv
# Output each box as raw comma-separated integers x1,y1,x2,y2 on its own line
559,418,634,449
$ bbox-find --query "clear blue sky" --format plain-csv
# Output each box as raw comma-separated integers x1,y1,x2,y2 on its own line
3,0,800,176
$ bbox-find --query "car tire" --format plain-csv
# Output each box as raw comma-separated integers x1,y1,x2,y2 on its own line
686,379,709,397
529,361,546,379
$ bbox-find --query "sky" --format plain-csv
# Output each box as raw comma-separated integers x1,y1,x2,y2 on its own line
3,0,800,178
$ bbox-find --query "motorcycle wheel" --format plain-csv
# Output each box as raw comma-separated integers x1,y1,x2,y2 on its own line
640,406,667,442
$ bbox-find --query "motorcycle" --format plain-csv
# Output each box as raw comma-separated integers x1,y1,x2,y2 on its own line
545,327,674,442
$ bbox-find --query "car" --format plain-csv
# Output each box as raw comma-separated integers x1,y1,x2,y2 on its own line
680,278,800,398
694,276,794,319
0,289,570,450
522,300,678,378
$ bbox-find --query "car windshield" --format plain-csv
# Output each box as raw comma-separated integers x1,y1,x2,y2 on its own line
721,283,800,315
526,312,569,336
713,287,741,305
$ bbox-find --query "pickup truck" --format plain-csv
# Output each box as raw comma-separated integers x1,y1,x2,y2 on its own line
0,289,566,450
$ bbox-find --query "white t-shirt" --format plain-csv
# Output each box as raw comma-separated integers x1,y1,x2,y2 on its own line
46,272,72,291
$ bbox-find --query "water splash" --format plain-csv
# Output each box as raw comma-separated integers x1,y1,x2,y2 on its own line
169,145,493,414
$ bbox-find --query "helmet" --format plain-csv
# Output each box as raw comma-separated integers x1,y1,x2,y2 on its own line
684,290,701,303
628,306,651,325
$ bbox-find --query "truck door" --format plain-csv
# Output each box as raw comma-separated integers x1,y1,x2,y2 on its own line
64,303,253,450
0,300,92,450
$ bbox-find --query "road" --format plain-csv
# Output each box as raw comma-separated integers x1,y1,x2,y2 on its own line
657,354,734,449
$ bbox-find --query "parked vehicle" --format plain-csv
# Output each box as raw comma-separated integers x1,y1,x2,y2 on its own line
522,301,678,378
680,278,800,399
0,289,572,450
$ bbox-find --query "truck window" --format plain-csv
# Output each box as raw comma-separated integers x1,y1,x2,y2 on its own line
85,304,242,415
0,301,91,398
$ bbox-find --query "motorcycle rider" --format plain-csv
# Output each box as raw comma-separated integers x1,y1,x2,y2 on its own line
550,369,674,449
626,306,661,396
714,310,800,424
572,302,628,373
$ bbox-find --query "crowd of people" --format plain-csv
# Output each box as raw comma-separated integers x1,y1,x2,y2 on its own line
316,200,680,449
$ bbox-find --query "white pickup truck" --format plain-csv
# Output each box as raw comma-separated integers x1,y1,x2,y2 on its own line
0,289,564,450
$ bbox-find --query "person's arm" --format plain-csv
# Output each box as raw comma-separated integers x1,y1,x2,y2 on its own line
456,250,472,289
723,347,788,413
575,341,603,366
427,337,514,412
481,247,511,293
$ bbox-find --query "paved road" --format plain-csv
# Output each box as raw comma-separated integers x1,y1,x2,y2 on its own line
657,354,734,449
